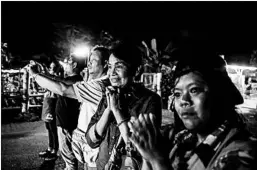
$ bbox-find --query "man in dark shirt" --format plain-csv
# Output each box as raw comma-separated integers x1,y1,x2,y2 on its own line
30,56,83,170
85,42,162,170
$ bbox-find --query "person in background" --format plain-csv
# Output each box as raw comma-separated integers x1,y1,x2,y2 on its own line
128,45,257,170
85,42,162,170
39,61,61,161
29,55,84,170
29,46,110,170
244,77,252,99
71,46,110,170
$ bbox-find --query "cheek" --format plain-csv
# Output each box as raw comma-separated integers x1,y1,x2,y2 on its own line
174,101,180,112
194,95,211,120
118,70,128,79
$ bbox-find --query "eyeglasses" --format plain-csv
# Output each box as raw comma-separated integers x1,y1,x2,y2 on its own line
63,57,73,64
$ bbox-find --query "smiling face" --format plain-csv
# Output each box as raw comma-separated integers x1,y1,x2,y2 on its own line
174,72,211,131
107,54,130,88
87,50,104,77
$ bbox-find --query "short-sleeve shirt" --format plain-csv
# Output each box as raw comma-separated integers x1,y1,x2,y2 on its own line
73,76,109,132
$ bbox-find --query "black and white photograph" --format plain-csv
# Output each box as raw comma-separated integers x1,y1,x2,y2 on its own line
1,1,257,170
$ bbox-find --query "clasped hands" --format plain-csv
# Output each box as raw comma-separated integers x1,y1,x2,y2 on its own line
105,86,122,114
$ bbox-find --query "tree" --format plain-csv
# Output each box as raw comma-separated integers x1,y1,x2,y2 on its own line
51,23,97,61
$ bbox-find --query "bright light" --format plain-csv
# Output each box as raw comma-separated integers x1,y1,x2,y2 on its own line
72,45,90,58
226,65,257,71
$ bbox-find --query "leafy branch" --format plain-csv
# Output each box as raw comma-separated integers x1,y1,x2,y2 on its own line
139,38,176,73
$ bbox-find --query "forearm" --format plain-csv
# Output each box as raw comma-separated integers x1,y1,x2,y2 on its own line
113,109,130,143
34,74,76,99
142,159,153,170
87,109,111,144
148,158,171,170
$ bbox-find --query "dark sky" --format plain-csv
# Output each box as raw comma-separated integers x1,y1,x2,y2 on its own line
2,1,257,57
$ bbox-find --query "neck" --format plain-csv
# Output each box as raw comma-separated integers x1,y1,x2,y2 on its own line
196,133,208,145
88,72,105,81
67,72,77,77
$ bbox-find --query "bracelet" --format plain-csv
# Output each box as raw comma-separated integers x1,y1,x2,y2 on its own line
117,118,130,127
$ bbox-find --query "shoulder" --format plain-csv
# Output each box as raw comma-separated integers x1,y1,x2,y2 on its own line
211,130,257,170
134,83,161,100
66,74,83,82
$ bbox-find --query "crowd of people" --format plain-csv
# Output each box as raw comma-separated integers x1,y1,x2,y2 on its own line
28,41,257,170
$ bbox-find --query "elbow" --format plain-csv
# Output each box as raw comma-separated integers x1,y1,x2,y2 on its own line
58,83,68,96
85,133,100,148
85,125,101,148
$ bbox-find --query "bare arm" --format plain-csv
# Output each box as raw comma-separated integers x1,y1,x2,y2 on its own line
34,73,77,99
87,107,112,144
141,159,171,170
106,86,131,143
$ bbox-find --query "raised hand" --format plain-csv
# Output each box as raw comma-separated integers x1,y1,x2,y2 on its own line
28,62,42,76
45,113,54,122
128,113,164,162
105,86,120,114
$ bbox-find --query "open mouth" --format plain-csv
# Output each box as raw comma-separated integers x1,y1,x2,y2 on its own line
181,112,196,119
110,77,120,83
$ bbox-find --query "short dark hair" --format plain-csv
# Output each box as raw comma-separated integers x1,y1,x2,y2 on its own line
171,45,243,106
70,55,86,73
91,46,110,64
110,42,142,76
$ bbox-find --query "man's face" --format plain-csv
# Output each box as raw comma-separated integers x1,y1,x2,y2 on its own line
63,57,74,75
49,62,56,75
107,54,129,88
174,72,211,131
87,50,104,76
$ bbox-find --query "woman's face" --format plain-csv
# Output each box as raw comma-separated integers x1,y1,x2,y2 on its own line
174,72,211,131
107,54,129,88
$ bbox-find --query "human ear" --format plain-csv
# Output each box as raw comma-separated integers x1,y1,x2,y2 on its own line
72,62,77,69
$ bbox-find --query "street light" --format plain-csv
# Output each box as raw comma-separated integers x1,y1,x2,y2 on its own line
72,45,90,58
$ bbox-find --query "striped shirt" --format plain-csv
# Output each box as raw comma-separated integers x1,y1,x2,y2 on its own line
73,75,108,132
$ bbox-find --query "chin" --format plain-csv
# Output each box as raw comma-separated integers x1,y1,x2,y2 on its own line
183,120,198,130
110,82,120,87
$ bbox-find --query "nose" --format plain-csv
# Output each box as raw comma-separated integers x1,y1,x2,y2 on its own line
180,92,191,107
87,61,92,67
108,66,116,76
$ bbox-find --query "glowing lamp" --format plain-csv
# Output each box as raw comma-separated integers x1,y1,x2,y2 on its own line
72,45,90,58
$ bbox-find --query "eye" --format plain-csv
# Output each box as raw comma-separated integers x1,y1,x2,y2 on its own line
174,91,181,98
190,87,202,94
115,65,124,70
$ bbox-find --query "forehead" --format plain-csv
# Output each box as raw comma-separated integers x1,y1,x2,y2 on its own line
90,50,102,60
108,54,126,65
175,72,206,88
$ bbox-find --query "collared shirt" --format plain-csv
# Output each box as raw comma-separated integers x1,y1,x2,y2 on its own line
85,83,162,170
166,122,257,170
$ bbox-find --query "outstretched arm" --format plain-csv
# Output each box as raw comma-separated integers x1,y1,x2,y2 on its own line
29,64,77,99
34,74,77,99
